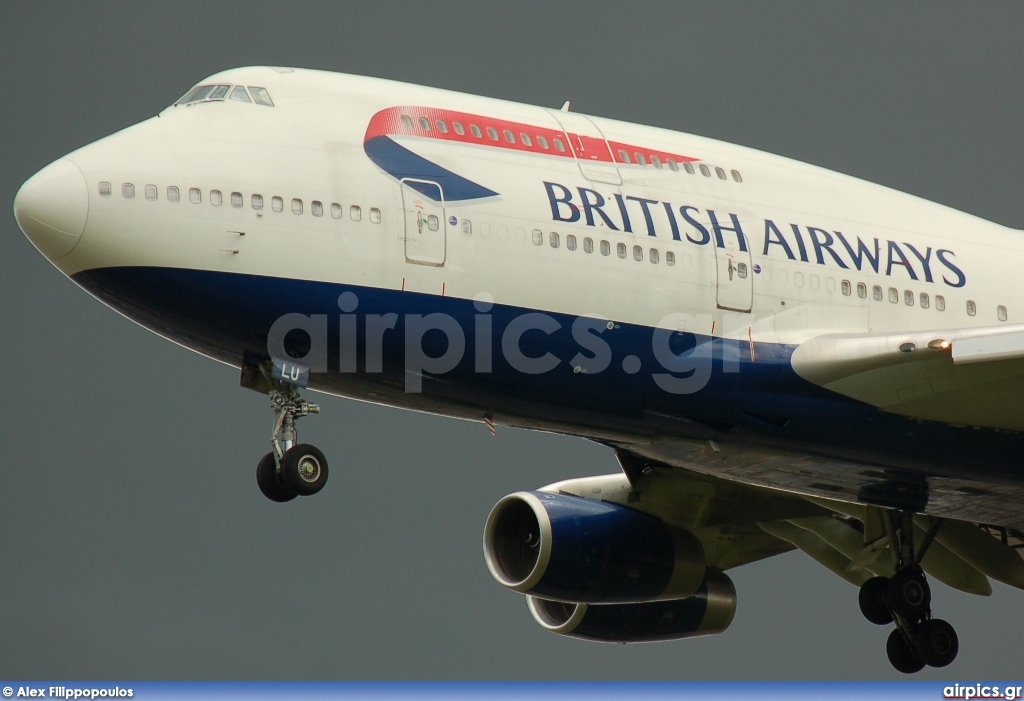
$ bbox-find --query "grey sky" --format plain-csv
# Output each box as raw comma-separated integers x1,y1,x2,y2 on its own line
2,1,1023,680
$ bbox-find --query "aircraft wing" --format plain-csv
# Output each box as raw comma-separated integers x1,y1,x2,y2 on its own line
791,323,1024,431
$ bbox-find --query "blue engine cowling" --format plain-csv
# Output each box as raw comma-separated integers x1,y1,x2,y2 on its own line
483,491,705,604
527,569,736,643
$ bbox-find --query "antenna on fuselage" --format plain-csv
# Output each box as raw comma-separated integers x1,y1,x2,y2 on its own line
560,101,571,112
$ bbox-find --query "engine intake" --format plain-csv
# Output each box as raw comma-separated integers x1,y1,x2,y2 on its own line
527,569,737,643
483,491,705,603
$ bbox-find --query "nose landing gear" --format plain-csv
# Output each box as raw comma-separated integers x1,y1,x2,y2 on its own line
242,357,329,503
857,512,958,673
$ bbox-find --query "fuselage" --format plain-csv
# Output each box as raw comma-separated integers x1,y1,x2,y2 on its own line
15,66,1024,527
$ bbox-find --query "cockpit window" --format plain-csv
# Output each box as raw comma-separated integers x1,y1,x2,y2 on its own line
175,84,230,105
174,83,274,107
248,86,274,107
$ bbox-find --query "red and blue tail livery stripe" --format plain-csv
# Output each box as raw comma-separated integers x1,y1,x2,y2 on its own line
363,106,699,202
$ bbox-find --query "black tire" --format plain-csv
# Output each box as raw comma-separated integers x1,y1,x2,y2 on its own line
859,576,893,625
915,618,959,668
886,628,925,674
281,444,329,496
256,452,297,503
887,568,931,621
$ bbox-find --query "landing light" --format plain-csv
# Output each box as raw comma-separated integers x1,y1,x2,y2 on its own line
927,339,951,351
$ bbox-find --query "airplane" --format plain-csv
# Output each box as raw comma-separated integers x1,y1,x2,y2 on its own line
14,66,1024,675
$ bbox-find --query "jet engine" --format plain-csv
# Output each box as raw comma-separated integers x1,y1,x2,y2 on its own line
483,490,705,603
527,569,737,642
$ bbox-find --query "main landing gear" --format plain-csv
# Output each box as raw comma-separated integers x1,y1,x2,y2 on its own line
255,383,329,503
857,511,958,673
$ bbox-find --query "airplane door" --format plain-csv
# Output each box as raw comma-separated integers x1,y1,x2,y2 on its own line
401,179,447,266
545,109,622,185
714,235,753,313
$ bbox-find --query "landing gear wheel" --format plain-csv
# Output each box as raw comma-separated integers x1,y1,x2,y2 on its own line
915,619,959,668
887,568,931,621
256,452,297,503
886,628,925,674
281,444,329,496
859,576,893,625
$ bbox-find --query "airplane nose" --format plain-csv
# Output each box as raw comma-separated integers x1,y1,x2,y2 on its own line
14,158,88,260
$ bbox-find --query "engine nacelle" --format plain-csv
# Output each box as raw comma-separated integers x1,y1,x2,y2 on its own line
483,490,705,603
527,569,737,643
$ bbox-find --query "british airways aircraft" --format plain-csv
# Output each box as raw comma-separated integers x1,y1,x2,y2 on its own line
14,66,1024,674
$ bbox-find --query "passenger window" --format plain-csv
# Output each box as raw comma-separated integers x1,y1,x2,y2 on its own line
904,290,914,306
436,120,448,133
470,124,482,138
553,138,565,152
967,300,977,316
350,205,361,221
271,196,283,212
567,234,577,251
888,287,898,303
635,153,646,166
920,292,929,309
210,190,223,206
873,285,882,301
936,295,946,311
487,127,498,141
189,188,201,204
683,162,695,174
503,130,515,144
231,192,243,208
453,122,465,135
291,198,302,214
98,181,111,197
998,305,1008,321
617,242,627,259
331,203,342,219
857,282,867,298
251,194,263,210
532,229,543,245
716,167,727,180
311,201,323,217
167,186,179,202
122,183,135,199
537,136,549,149
427,215,439,231
248,87,274,107
699,164,711,177
418,117,430,131
144,184,157,201
550,232,560,248
619,150,630,163
601,240,610,256
737,262,747,278
520,133,532,147
584,237,593,253
650,249,660,264
370,207,381,224
652,156,663,169
794,272,804,288
666,251,676,266
731,170,743,183
462,220,473,235
229,86,251,103
401,115,414,129
634,245,644,261
667,159,679,172
841,280,851,296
